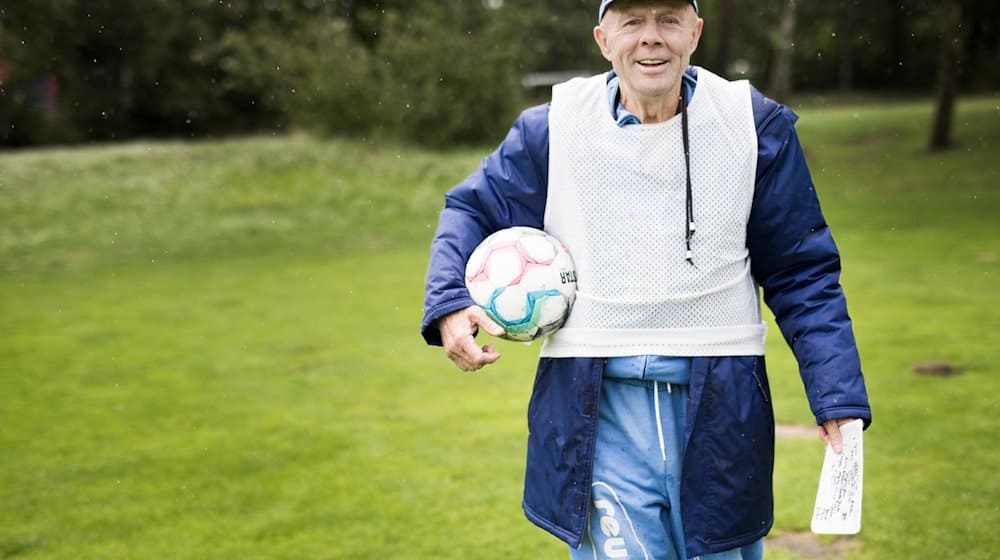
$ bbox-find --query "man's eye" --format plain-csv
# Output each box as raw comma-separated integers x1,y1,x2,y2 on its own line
625,18,641,26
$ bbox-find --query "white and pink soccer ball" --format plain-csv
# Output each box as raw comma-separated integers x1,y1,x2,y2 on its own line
464,227,577,341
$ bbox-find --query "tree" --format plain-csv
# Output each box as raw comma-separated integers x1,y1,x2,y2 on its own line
1,0,996,148
838,0,854,92
713,0,735,77
928,0,963,151
371,3,519,146
766,0,797,101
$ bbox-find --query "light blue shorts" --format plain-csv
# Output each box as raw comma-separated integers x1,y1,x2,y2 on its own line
569,356,764,560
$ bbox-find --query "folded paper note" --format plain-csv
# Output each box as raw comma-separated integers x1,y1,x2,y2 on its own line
811,419,864,534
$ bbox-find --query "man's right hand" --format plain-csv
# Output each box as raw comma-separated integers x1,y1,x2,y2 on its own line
439,306,506,372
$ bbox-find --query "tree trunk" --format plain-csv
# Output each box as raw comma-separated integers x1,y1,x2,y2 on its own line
929,0,962,152
714,0,735,77
888,1,906,84
838,0,854,92
767,0,797,102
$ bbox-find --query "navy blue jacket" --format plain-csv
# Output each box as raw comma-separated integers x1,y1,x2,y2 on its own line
421,71,871,557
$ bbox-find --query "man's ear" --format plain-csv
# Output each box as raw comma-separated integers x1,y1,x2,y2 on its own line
593,25,613,61
689,18,704,54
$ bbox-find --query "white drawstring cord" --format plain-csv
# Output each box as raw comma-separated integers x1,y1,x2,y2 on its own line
653,381,667,462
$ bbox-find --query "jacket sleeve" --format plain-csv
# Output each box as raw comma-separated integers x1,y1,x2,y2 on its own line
421,104,551,346
747,89,872,428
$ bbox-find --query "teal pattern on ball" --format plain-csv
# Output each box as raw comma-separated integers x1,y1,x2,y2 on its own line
484,286,564,340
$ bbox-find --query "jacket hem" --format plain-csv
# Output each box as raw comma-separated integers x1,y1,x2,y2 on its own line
693,521,773,557
522,501,582,549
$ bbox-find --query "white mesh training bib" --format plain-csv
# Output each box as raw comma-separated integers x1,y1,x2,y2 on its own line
540,67,766,358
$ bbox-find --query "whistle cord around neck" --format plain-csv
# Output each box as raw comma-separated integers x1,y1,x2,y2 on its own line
680,86,696,266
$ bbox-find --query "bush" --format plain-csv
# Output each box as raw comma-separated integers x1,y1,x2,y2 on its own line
373,5,526,147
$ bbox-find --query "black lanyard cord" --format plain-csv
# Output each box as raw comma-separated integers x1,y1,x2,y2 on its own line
680,86,696,266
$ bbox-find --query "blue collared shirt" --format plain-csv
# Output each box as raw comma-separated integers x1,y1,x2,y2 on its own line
606,69,698,127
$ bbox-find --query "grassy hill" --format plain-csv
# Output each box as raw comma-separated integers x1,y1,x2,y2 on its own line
1,97,997,559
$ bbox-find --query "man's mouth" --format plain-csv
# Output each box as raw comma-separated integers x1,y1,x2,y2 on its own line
637,59,668,67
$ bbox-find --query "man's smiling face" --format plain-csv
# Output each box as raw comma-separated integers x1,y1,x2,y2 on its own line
594,1,703,111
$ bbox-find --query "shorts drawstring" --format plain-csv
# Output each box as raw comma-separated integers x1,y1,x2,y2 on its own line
653,381,669,462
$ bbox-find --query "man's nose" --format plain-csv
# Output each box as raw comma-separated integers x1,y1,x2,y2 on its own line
639,21,664,46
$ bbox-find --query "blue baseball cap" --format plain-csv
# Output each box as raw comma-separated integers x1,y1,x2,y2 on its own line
599,0,699,22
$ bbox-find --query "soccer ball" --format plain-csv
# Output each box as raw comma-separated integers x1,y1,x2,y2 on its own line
465,227,577,342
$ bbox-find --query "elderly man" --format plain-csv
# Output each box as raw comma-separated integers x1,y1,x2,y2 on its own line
421,1,872,558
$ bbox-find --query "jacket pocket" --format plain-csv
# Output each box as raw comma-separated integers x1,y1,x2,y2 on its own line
700,356,775,546
750,357,772,403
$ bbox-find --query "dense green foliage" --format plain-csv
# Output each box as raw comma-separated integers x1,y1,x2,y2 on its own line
1,97,998,558
2,0,997,146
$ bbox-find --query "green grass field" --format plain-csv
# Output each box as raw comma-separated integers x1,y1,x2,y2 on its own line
2,96,998,559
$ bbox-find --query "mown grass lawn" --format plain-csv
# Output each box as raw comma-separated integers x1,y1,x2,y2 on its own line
1,96,997,559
